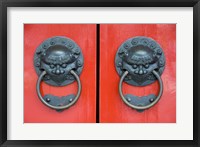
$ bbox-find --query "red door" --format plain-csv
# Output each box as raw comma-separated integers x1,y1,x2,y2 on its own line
100,24,176,123
24,24,176,123
24,24,96,123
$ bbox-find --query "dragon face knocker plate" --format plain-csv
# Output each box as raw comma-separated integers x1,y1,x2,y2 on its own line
34,36,83,86
115,36,165,86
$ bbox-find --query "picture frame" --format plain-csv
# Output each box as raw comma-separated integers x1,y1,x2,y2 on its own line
0,0,199,146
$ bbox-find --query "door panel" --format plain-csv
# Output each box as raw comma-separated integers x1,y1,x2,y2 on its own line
100,24,176,123
24,24,96,123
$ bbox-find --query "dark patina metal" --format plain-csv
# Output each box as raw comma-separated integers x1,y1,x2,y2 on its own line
115,36,165,86
124,94,156,112
34,36,83,111
34,36,83,86
115,36,165,111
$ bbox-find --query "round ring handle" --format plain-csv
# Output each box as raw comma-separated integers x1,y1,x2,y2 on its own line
119,70,163,110
36,70,81,110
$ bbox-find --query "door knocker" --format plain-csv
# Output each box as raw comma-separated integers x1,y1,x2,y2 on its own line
34,36,84,111
115,36,165,112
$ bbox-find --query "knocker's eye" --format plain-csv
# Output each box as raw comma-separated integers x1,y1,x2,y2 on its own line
50,64,55,69
145,64,149,68
61,63,67,68
132,64,137,69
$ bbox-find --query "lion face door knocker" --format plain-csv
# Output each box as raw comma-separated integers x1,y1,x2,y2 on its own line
34,36,83,111
115,36,165,112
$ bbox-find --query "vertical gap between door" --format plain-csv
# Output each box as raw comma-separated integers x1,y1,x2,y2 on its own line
96,24,100,123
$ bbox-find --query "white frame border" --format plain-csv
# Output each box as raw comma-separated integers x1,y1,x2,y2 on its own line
7,7,193,140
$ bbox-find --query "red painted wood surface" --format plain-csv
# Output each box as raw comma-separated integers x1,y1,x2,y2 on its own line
24,24,96,123
100,24,176,123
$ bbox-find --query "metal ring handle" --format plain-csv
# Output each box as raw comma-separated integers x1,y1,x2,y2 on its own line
36,70,81,110
119,70,163,110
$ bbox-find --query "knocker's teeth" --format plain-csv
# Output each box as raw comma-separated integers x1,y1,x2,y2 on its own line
134,70,139,74
60,70,64,74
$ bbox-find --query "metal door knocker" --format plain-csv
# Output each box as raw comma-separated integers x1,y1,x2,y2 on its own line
115,36,165,112
34,36,83,111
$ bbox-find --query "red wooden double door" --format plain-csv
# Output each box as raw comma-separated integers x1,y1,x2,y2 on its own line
24,24,176,123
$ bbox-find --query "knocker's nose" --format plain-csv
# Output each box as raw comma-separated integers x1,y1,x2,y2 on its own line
136,65,146,75
139,69,144,75
55,69,61,75
55,65,60,75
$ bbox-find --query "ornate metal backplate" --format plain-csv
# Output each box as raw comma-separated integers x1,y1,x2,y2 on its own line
115,36,165,86
34,36,84,86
